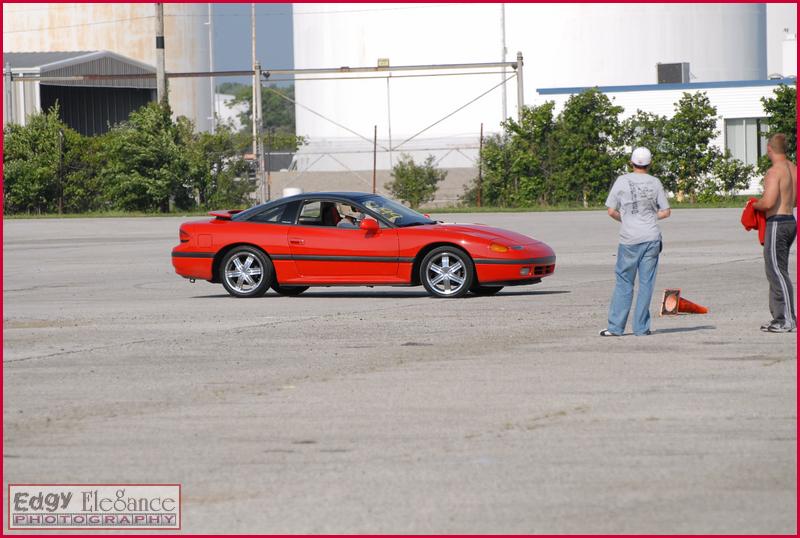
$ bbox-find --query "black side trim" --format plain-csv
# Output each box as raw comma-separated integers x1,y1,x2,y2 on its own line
172,251,215,259
278,255,413,263
473,256,556,265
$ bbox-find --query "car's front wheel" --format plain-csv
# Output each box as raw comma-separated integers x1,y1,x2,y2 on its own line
220,247,273,298
420,246,474,298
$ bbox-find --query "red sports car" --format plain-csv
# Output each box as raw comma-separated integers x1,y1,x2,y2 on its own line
171,192,556,298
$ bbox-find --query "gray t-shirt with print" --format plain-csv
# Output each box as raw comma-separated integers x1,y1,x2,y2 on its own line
605,172,670,245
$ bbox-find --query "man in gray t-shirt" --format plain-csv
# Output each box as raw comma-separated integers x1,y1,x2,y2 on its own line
600,147,671,337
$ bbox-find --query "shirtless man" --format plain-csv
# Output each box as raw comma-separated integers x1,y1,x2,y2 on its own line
752,133,797,332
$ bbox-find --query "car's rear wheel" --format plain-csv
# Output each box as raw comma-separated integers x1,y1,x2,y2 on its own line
420,246,474,298
471,285,504,296
272,284,309,296
221,247,273,298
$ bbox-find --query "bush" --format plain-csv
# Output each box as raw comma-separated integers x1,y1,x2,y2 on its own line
759,84,797,172
385,154,446,209
3,102,260,215
3,105,82,214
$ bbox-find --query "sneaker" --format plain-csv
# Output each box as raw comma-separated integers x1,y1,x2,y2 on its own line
761,320,778,331
766,323,796,333
635,330,652,336
599,329,621,337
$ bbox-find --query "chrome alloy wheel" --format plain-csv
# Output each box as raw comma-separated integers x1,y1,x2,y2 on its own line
224,253,264,294
425,252,467,296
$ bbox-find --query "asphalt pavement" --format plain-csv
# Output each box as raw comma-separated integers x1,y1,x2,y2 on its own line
3,208,796,533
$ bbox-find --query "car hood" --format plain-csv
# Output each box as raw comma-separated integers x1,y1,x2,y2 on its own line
424,223,542,245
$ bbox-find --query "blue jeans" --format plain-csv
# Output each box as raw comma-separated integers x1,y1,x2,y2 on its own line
607,240,661,335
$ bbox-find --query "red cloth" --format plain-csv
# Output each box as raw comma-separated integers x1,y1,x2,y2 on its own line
741,198,767,245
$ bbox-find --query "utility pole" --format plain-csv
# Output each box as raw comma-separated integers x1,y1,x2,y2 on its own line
155,3,167,105
266,128,274,201
254,63,264,203
372,125,377,194
207,3,215,133
515,51,524,121
4,63,13,125
58,129,64,214
477,123,483,208
386,77,393,168
500,4,507,122
251,2,258,157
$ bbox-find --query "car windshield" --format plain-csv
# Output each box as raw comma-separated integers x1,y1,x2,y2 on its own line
360,195,436,227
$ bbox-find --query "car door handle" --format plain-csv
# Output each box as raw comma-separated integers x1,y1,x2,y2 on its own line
289,238,305,245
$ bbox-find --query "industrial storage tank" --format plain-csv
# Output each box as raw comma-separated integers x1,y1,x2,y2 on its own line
291,3,767,171
2,3,212,132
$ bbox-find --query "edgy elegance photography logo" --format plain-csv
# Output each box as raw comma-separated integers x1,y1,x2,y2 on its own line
8,484,181,530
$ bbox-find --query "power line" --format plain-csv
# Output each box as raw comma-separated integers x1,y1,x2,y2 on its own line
2,16,152,34
3,3,469,17
172,3,470,17
393,74,516,151
264,86,390,151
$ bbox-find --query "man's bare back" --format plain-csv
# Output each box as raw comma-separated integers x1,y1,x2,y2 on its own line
765,159,796,218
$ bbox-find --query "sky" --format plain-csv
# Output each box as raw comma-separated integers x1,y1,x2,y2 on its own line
212,3,293,87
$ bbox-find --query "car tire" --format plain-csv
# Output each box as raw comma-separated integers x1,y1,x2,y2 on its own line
220,246,273,298
272,284,309,296
471,285,504,296
420,246,474,298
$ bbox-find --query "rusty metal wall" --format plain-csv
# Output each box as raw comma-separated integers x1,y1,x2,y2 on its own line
42,56,156,89
3,3,211,130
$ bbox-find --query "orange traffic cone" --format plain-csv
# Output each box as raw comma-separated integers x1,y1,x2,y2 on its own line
660,289,709,315
677,297,708,314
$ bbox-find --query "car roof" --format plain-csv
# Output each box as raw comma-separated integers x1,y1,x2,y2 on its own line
282,191,373,201
264,191,376,207
233,192,379,220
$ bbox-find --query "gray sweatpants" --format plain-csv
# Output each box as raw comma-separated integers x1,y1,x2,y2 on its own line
764,216,797,328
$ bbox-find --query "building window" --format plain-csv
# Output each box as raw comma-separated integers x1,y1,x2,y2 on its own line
724,118,768,167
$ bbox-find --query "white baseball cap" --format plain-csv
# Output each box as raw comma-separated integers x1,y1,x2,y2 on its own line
631,147,652,166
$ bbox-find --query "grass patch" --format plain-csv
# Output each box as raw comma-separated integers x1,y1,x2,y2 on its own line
423,196,752,213
4,210,212,220
4,196,752,219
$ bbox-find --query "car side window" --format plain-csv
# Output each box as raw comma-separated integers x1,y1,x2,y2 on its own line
298,201,322,225
248,204,286,224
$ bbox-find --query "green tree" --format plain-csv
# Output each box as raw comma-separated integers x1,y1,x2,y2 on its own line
662,92,719,200
464,102,558,206
189,125,257,208
222,83,297,141
99,103,194,212
700,150,755,201
550,88,625,206
2,105,82,214
385,154,447,209
620,110,669,179
760,84,797,169
62,134,108,213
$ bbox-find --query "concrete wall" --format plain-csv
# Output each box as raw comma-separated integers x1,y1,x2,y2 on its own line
265,168,478,207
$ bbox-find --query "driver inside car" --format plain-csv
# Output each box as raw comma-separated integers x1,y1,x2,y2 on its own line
337,205,362,228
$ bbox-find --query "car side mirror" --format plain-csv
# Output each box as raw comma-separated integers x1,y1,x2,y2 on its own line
360,218,379,232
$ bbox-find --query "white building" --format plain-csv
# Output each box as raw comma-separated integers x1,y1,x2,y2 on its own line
532,78,797,193
215,93,246,132
290,3,796,172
